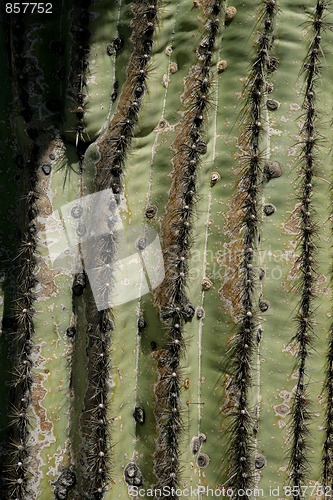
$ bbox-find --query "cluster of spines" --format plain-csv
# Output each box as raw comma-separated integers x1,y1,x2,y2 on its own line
68,0,93,164
288,0,327,493
323,323,333,486
81,309,113,499
227,1,278,496
4,14,33,123
73,235,115,498
0,12,42,497
95,0,160,194
324,102,333,483
153,1,222,494
5,159,39,499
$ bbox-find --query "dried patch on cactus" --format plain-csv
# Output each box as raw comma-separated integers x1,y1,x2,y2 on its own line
220,279,242,321
220,195,245,320
283,203,302,235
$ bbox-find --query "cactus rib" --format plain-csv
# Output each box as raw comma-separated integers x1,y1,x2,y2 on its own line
77,2,162,497
288,1,328,495
226,1,278,497
68,1,93,163
6,183,38,499
2,15,42,499
153,1,222,495
94,0,161,193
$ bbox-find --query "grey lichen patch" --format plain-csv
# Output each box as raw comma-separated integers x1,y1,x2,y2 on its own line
282,341,298,357
162,73,170,88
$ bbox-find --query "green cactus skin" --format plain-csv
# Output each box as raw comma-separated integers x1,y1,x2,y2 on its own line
1,0,333,499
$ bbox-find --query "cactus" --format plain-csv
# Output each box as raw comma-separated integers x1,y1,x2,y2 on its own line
1,0,333,499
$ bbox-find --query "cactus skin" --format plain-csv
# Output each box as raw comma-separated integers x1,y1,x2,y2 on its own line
1,0,333,499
